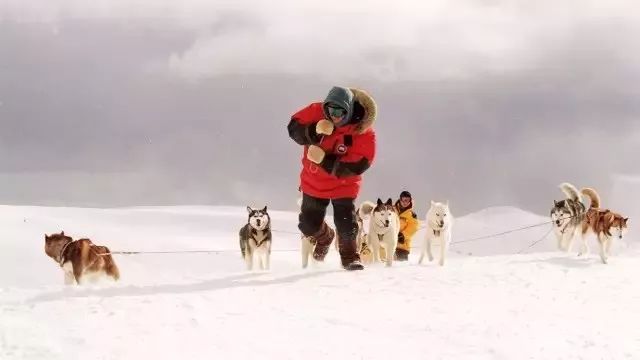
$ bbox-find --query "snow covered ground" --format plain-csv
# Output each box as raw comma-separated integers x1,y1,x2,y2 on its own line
1,205,638,359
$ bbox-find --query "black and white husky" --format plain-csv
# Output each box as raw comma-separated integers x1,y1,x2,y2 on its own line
368,198,400,267
239,206,272,271
550,182,586,252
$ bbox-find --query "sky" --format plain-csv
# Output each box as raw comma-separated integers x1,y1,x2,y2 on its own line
1,0,639,216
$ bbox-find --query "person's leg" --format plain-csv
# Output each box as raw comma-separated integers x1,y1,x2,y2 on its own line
332,198,363,270
299,193,334,261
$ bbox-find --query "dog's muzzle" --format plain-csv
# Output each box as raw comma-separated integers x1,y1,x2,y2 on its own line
555,220,561,226
376,220,389,229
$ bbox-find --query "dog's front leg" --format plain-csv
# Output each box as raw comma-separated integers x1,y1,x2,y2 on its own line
426,235,434,262
64,271,75,285
598,235,608,264
257,252,264,270
564,228,577,253
244,251,253,271
439,235,449,267
369,234,381,264
570,227,581,253
385,240,394,267
558,230,567,251
264,249,270,270
555,231,564,251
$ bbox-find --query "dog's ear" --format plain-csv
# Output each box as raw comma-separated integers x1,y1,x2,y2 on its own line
246,206,253,214
262,206,267,212
445,200,449,207
377,198,383,206
61,231,64,236
430,200,435,206
624,217,629,224
44,234,48,240
385,198,393,206
554,200,559,207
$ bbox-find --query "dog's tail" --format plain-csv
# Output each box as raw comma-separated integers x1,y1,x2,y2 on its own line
91,245,120,281
581,187,601,209
358,201,376,217
559,182,581,202
101,247,121,281
239,226,248,258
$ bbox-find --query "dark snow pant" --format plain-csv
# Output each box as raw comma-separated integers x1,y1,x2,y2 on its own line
298,193,358,244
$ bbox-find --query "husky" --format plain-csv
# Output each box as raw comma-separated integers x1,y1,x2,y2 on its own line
239,206,272,271
419,201,453,266
367,198,400,267
550,182,586,252
580,188,629,264
44,231,120,285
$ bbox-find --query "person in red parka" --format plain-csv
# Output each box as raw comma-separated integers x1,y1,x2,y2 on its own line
287,86,377,270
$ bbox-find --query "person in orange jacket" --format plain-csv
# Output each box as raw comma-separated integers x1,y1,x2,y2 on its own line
394,190,419,261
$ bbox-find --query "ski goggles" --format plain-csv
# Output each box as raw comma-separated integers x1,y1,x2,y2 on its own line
327,106,347,118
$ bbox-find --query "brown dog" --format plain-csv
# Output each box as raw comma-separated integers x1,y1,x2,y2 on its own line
580,188,629,264
44,231,120,285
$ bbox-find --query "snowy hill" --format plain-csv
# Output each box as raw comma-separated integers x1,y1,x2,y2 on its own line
1,205,639,359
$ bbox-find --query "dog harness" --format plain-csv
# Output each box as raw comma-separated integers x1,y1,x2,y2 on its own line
58,241,73,267
251,228,271,247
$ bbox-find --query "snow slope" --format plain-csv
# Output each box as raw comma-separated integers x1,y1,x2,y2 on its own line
1,205,638,359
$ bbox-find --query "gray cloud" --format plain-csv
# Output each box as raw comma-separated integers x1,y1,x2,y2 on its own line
0,1,639,218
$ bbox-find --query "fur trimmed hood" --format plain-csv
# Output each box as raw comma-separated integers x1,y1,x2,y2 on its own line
350,88,376,134
322,87,377,134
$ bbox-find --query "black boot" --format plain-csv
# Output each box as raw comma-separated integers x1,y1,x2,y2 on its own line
309,222,335,262
394,248,409,261
338,237,364,271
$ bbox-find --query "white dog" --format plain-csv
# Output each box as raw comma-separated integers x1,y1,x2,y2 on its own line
419,201,453,266
368,198,400,267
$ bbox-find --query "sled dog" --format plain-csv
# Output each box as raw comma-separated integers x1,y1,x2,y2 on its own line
419,201,453,266
239,206,272,270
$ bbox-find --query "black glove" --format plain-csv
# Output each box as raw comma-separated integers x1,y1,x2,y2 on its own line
397,232,405,244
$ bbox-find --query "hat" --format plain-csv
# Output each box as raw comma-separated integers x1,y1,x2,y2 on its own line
399,191,412,198
322,86,354,127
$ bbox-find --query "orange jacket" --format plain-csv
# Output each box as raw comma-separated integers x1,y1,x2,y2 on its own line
395,202,419,251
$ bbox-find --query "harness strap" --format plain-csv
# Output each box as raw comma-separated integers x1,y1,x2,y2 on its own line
58,241,73,267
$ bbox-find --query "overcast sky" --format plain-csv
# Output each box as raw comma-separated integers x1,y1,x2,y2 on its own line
1,0,639,216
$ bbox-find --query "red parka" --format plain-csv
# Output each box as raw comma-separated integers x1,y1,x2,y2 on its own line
287,88,377,199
